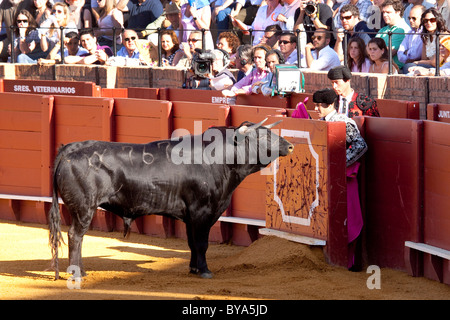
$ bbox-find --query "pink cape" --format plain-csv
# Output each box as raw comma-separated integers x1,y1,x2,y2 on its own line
347,161,363,269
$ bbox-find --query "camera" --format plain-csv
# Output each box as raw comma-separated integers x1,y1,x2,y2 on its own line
191,49,215,78
304,1,317,15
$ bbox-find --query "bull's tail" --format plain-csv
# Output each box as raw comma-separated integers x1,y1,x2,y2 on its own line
48,152,65,280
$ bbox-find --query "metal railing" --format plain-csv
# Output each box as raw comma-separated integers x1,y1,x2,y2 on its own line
8,25,450,76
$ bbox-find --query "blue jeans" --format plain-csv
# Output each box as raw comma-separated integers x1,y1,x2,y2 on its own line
215,6,234,35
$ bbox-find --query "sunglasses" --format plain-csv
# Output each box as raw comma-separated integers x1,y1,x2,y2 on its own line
17,19,28,23
408,16,418,21
340,15,353,20
52,9,64,14
188,38,200,43
422,17,437,24
311,35,323,41
124,36,136,42
279,40,291,45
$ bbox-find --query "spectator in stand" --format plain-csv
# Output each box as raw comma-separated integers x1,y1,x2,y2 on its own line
142,2,181,39
398,5,425,73
116,29,140,58
333,0,373,30
367,37,400,73
65,0,93,29
327,65,380,118
39,2,78,54
305,28,341,71
234,43,253,81
160,29,182,66
347,37,372,72
276,0,300,32
334,4,374,62
37,30,88,64
409,35,450,75
179,0,213,50
253,48,285,96
222,45,270,97
294,0,335,47
375,0,411,71
216,31,240,67
31,0,52,26
11,9,48,63
64,27,113,64
0,0,34,62
279,31,302,66
230,0,284,46
259,24,282,49
406,8,450,72
232,0,262,33
116,0,163,35
403,0,434,27
175,29,203,68
216,31,240,56
211,0,237,37
435,0,450,30
94,0,124,49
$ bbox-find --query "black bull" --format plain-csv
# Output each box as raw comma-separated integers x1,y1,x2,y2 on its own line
48,119,294,279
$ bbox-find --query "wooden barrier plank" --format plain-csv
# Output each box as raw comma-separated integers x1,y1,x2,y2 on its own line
0,110,41,131
0,130,41,150
115,116,161,138
0,167,41,188
423,121,450,252
127,87,159,100
364,117,423,270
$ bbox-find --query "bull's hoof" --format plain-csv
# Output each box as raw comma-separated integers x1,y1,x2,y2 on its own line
200,271,213,279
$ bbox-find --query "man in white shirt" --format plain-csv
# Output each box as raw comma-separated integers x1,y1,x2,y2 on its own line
398,5,425,73
305,28,340,71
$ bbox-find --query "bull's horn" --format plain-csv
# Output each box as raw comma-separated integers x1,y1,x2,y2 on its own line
247,118,268,131
265,119,283,129
238,125,248,135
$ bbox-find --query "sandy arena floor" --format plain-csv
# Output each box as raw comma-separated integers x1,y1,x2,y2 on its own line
0,219,449,300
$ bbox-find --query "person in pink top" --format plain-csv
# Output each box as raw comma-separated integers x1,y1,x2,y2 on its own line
222,45,270,97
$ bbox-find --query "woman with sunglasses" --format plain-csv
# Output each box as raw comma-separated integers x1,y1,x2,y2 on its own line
39,2,78,54
11,10,48,63
408,8,450,71
347,37,371,73
367,37,399,74
95,0,124,48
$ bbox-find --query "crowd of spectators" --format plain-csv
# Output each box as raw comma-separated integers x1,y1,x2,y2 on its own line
1,0,450,77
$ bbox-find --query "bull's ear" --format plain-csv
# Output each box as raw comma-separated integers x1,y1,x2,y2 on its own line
265,119,283,129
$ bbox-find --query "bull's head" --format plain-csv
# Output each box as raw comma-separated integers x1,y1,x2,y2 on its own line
232,119,294,167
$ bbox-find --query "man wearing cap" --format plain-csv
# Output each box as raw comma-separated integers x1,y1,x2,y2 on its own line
313,87,368,271
328,65,380,118
409,35,450,76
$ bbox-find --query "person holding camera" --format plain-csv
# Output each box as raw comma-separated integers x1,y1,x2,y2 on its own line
190,49,236,90
294,0,335,47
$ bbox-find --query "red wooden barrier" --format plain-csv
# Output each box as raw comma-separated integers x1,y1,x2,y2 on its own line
422,121,450,283
128,87,159,100
0,92,54,224
363,117,423,270
376,99,420,119
102,88,128,98
427,103,450,122
265,117,348,267
1,79,101,97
